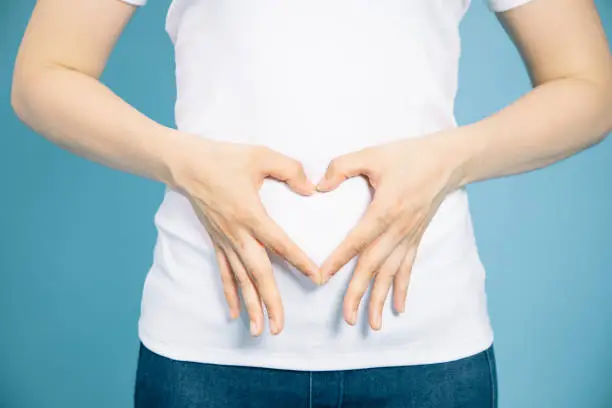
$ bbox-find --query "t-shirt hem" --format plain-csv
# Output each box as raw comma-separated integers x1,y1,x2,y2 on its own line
138,327,494,371
487,0,534,13
117,0,146,6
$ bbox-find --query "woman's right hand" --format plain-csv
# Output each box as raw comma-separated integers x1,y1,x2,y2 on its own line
166,132,321,337
10,0,320,338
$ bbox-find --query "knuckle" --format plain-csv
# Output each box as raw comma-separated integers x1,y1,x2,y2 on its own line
357,258,377,276
267,237,289,255
266,297,282,316
370,292,385,306
401,251,416,271
233,271,249,286
218,264,232,280
248,267,264,286
242,285,259,305
344,289,359,305
383,272,397,285
230,235,249,252
252,144,270,161
398,220,414,237
375,265,394,280
234,268,251,289
395,271,410,288
245,297,260,313
375,209,394,226
328,158,343,175
389,197,405,216
223,285,236,301
248,263,271,287
349,238,369,254
288,160,304,176
353,270,373,289
249,213,269,233
234,207,255,224
245,146,263,168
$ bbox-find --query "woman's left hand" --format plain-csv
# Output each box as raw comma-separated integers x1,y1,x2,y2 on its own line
316,131,465,331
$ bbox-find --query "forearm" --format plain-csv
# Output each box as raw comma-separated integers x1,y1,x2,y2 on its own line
11,65,185,188
449,74,612,187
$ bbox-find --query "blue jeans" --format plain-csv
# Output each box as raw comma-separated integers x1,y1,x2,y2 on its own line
134,343,498,408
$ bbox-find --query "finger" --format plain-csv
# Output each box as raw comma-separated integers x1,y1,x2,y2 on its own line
369,239,411,330
213,241,240,320
348,218,411,285
248,206,322,285
224,247,265,336
320,195,395,281
258,147,316,196
316,150,371,192
193,205,244,320
393,245,418,314
188,190,282,334
342,228,407,327
343,264,373,326
341,231,400,325
231,230,285,335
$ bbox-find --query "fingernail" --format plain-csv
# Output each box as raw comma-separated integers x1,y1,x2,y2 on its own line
270,319,279,335
350,309,357,325
313,271,321,285
373,314,381,330
318,273,326,285
307,179,317,193
250,320,258,336
325,273,333,284
309,272,319,285
319,266,329,283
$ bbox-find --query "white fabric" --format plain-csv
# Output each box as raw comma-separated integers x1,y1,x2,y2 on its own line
122,0,534,371
488,0,535,12
119,0,536,11
118,0,146,6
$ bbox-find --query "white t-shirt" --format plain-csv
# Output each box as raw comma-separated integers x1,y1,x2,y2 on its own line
121,0,533,370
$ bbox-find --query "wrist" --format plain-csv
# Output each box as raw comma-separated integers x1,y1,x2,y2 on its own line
428,124,485,190
153,127,201,192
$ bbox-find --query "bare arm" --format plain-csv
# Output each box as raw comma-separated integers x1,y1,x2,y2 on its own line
11,0,321,336
11,0,181,185
451,0,612,186
314,0,611,329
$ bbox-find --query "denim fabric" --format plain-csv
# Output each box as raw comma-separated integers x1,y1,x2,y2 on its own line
134,343,497,408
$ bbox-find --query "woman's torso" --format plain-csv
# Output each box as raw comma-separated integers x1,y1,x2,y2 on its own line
138,0,494,370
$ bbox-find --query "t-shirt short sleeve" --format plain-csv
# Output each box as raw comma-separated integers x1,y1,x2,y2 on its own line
487,0,534,12
118,0,147,6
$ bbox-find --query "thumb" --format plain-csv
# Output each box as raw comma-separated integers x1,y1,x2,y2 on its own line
260,148,316,196
316,151,369,192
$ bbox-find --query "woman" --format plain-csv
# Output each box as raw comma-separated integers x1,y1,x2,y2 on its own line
11,0,611,406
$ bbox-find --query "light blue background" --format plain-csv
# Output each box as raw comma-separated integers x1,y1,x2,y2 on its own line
1,1,611,407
